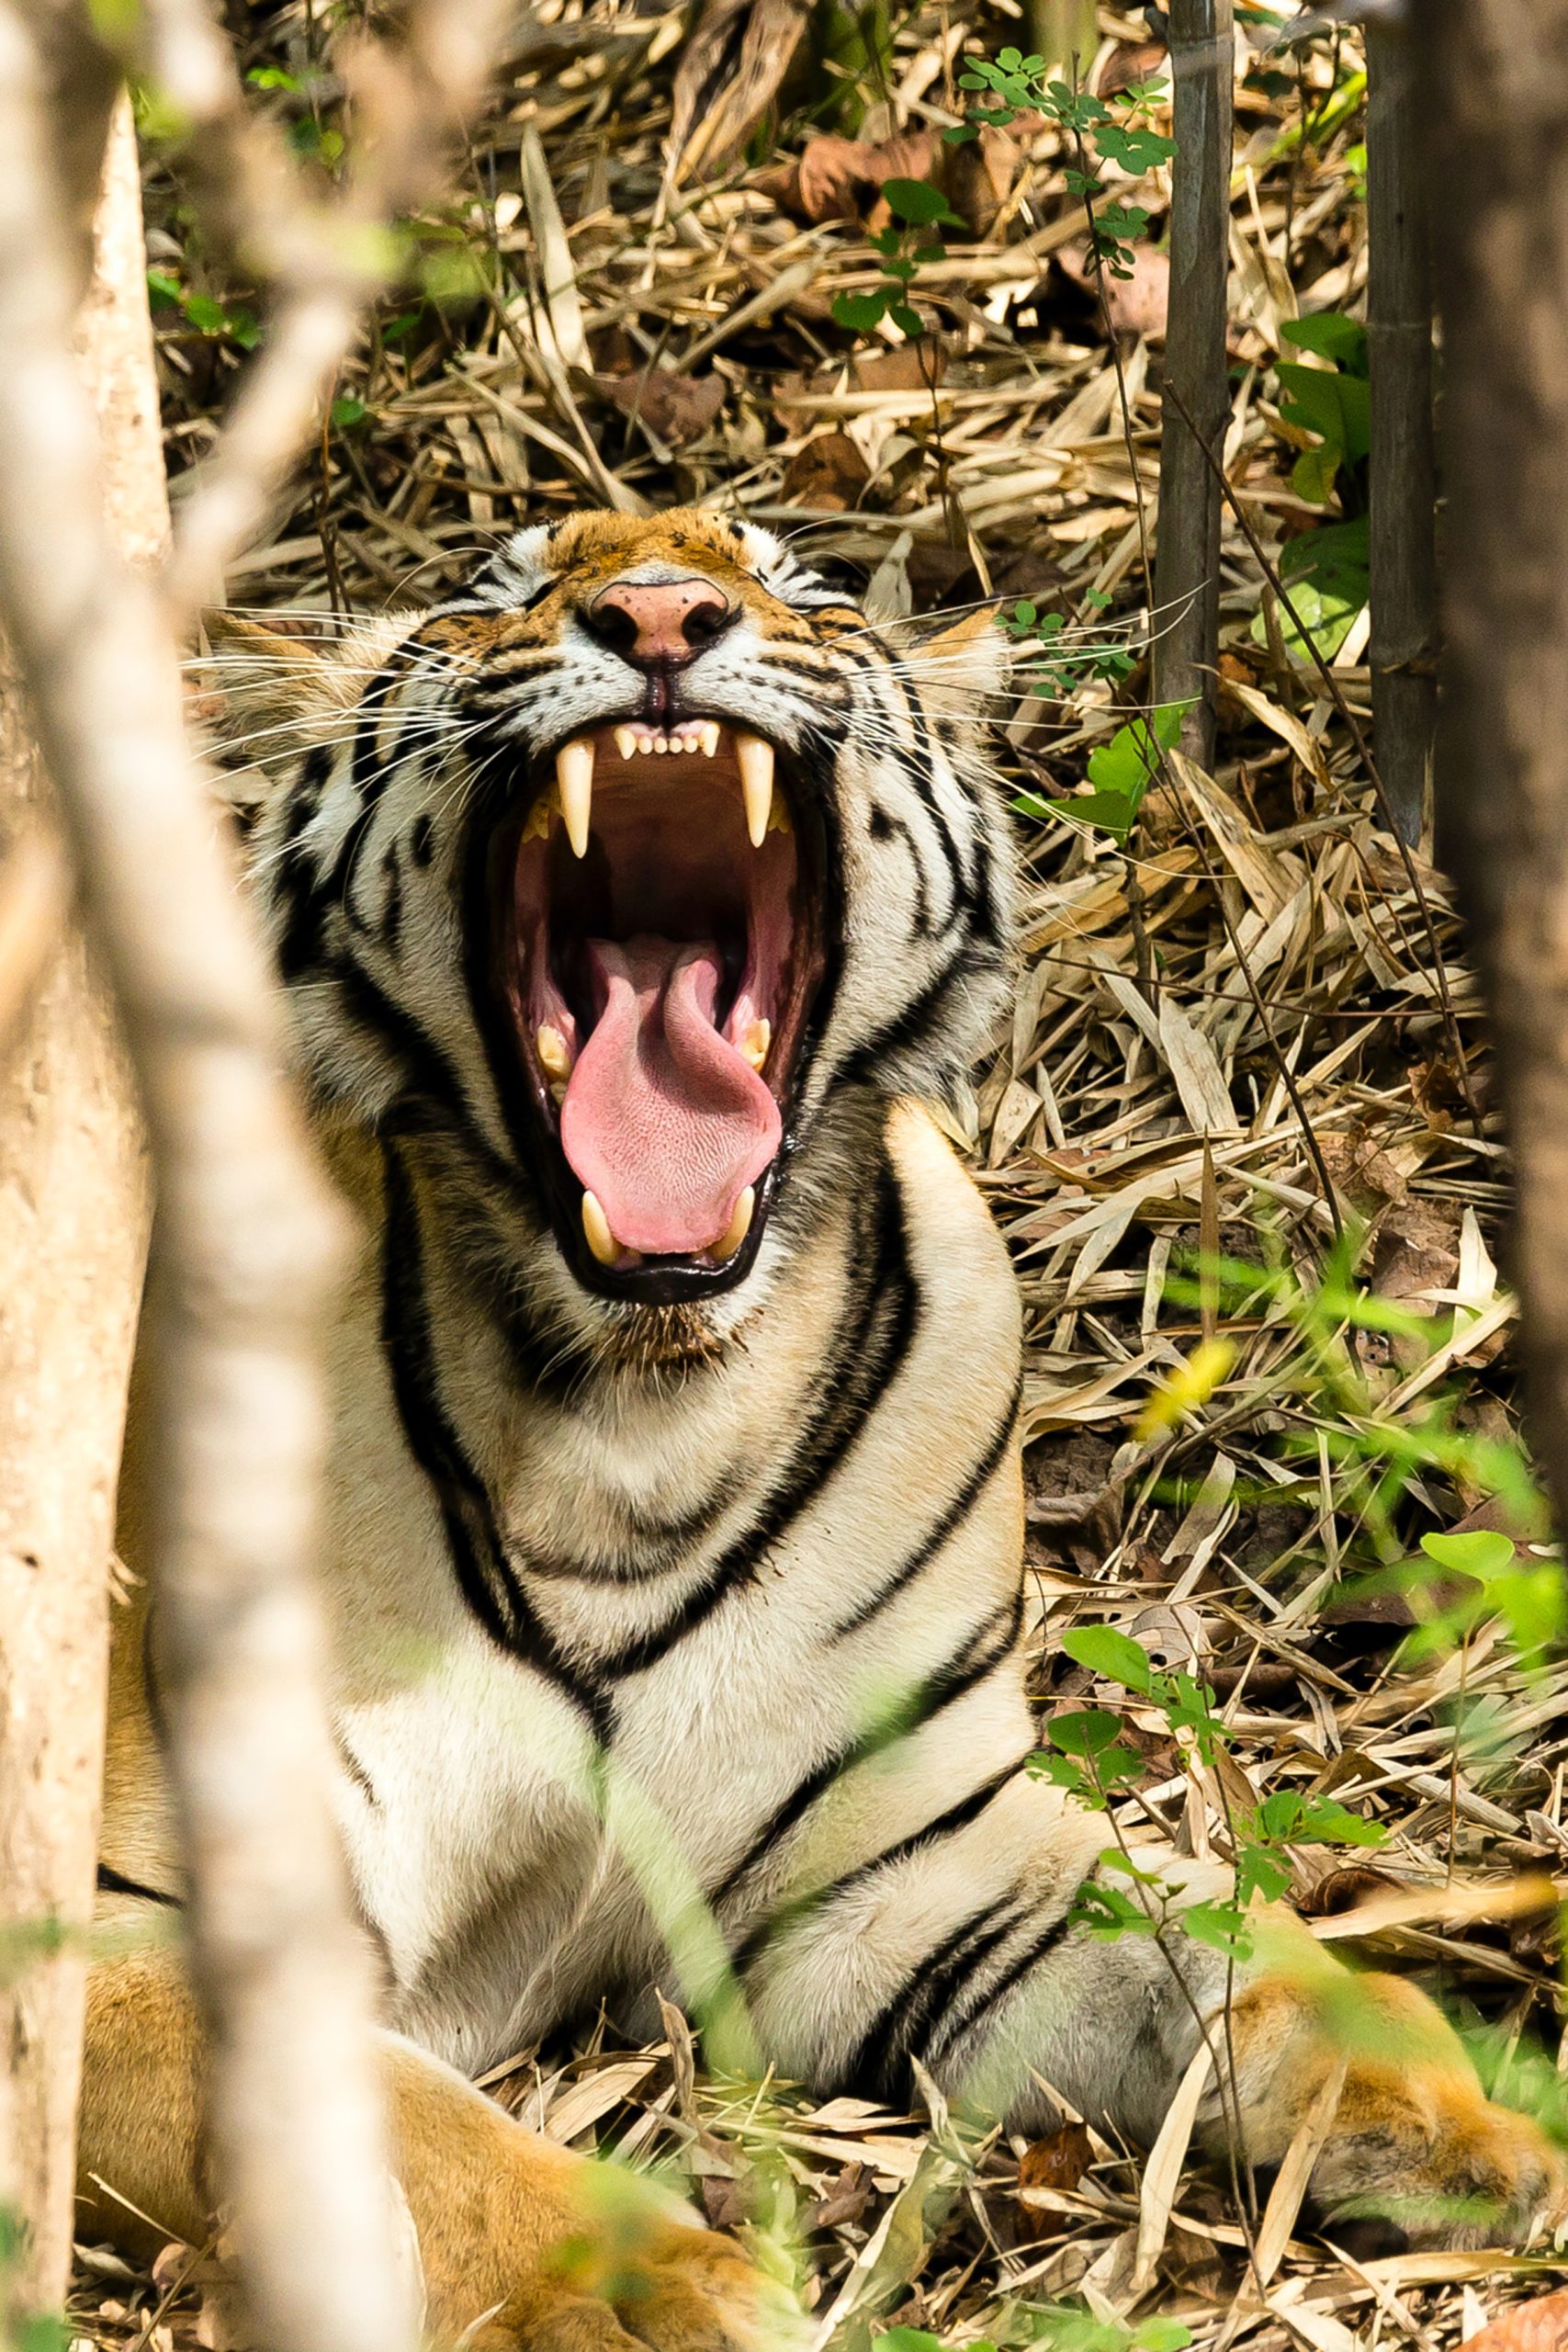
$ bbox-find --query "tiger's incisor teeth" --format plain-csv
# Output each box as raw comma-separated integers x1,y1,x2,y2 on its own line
737,733,774,848
699,722,720,757
713,1186,755,1263
613,726,638,762
536,1024,571,1082
740,1018,771,1072
556,739,594,857
581,1190,618,1266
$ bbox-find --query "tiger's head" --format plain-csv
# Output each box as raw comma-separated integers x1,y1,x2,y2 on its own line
215,508,1016,1333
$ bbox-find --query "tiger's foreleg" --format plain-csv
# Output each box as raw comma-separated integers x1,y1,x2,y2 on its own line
78,1924,770,2350
739,1775,1567,2250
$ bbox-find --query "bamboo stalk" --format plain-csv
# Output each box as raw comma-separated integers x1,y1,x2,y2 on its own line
1154,0,1234,764
1366,20,1437,847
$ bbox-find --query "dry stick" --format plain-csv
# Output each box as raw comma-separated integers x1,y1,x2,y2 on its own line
1154,0,1235,767
0,17,418,2352
1158,373,1479,1125
1365,20,1438,849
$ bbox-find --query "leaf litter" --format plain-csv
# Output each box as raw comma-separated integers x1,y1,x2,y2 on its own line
78,4,1568,2348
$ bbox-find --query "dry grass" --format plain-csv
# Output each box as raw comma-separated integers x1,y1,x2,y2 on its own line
70,5,1568,2346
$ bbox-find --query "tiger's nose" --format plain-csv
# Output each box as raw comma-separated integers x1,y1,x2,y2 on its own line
583,577,735,668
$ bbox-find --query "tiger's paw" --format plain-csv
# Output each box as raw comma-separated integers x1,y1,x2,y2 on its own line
473,2214,782,2352
1224,1962,1568,2254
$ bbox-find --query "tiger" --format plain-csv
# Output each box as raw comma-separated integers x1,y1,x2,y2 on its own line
86,507,1565,2350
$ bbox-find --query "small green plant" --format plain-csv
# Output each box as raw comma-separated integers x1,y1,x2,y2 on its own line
950,60,1175,281
146,268,261,349
1010,699,1192,843
829,177,961,339
1003,587,1140,697
1256,312,1370,658
1031,1620,1387,1962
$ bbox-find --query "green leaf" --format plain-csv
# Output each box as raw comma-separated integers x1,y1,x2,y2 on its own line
1032,789,1138,841
1134,2324,1193,2352
145,267,182,308
882,177,960,227
1280,311,1368,373
330,396,367,429
1047,1705,1126,1756
1096,120,1176,172
246,63,300,89
1062,1623,1156,1694
181,291,228,335
890,303,924,338
1421,1530,1517,1580
831,290,888,333
874,2333,944,2352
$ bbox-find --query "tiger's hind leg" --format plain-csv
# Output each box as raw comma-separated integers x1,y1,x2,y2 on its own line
78,1927,777,2350
737,1772,1566,2251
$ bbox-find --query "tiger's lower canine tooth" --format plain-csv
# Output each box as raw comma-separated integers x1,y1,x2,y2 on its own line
581,1190,618,1266
713,1185,755,1262
555,739,593,857
536,1024,571,1081
736,733,774,848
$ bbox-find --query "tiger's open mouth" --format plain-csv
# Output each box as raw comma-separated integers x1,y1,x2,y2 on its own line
486,719,829,1304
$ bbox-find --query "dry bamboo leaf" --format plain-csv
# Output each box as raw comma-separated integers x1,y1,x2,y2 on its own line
1131,2038,1213,2293
1255,2055,1348,2283
1157,995,1240,1136
668,0,810,182
517,124,588,371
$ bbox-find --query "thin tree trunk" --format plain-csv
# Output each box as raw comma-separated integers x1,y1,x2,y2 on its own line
1417,2,1568,1544
1154,0,1234,765
1367,21,1437,847
1026,0,1098,75
0,98,153,2331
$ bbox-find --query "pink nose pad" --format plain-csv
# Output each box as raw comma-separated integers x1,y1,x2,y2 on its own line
588,577,732,667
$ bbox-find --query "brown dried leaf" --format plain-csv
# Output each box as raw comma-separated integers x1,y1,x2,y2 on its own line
782,431,871,510
593,368,726,447
1017,2121,1094,2239
1459,2288,1568,2352
1056,241,1170,337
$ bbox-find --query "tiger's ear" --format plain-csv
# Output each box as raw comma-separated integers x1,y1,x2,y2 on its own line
198,610,335,772
905,604,1010,720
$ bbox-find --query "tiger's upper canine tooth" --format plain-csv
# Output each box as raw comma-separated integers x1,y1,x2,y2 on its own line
556,739,593,857
581,1190,619,1266
613,726,638,762
736,732,774,849
712,1185,755,1263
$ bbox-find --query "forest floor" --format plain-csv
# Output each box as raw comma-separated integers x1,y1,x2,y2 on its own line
70,5,1568,2347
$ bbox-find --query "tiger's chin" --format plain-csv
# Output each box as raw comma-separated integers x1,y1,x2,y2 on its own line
479,714,830,1307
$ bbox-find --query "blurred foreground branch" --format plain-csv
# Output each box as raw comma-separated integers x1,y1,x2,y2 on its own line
0,0,514,2342
0,106,151,2327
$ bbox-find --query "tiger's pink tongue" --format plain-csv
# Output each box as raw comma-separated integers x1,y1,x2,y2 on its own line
559,937,779,1256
